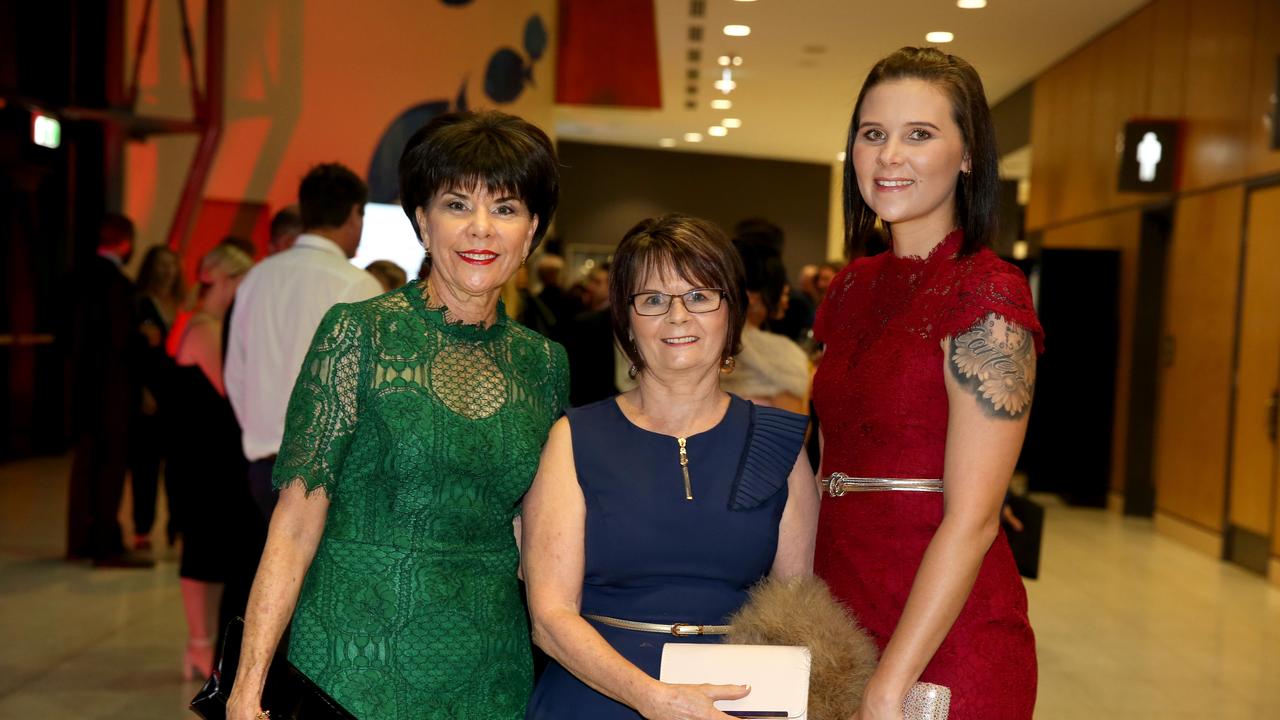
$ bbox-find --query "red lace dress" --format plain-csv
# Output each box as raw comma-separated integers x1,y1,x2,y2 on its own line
812,230,1042,719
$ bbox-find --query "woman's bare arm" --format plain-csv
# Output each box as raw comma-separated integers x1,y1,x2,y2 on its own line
770,451,819,579
176,315,225,395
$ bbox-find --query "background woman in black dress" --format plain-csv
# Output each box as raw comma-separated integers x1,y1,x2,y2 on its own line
167,243,253,679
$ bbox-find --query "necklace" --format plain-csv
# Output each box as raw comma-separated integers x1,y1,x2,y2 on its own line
677,437,692,500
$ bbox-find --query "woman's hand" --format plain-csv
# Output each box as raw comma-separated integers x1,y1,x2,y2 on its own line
639,682,751,720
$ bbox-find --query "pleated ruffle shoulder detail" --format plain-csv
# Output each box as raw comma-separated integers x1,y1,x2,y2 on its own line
729,402,809,510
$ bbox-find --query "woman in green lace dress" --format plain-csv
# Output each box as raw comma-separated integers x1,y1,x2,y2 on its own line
228,111,567,720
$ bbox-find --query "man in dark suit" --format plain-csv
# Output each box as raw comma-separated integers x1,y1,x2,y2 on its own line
66,214,152,567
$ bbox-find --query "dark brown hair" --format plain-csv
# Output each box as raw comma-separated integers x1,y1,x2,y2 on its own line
399,110,559,250
610,215,747,374
299,163,368,230
843,46,999,256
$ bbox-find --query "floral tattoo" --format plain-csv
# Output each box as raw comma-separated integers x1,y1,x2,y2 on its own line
948,313,1036,419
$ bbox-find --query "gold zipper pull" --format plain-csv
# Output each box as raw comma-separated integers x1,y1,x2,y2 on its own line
678,437,692,500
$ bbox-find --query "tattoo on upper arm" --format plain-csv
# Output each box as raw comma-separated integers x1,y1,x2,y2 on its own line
948,313,1036,419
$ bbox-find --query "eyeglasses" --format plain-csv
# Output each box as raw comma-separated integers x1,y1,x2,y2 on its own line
629,288,726,316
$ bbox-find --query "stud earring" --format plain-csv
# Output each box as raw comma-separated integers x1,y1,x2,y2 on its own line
721,356,736,374
628,363,639,379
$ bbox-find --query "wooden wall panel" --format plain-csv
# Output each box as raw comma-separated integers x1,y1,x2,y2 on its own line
1042,211,1143,496
1154,186,1245,531
1247,0,1280,178
1059,46,1101,222
1145,0,1189,118
1180,0,1256,191
1230,184,1280,535
1026,66,1060,231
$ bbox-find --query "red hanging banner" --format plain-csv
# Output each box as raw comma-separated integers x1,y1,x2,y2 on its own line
556,0,662,108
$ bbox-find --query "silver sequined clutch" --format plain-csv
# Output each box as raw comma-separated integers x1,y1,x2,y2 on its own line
903,682,950,720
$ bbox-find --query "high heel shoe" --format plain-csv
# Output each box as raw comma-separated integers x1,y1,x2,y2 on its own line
183,637,215,681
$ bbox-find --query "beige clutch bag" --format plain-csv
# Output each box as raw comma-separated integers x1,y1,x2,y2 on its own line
659,643,811,719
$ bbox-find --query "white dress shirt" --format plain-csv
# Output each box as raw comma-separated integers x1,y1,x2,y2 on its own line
225,233,383,461
719,325,812,401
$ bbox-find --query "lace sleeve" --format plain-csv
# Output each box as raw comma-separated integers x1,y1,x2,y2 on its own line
273,303,368,498
549,341,570,421
939,260,1045,354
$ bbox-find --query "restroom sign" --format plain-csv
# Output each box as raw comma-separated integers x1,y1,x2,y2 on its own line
1117,120,1180,193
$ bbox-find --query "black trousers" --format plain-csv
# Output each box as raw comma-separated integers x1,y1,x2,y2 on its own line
129,411,165,537
247,457,278,522
66,425,129,559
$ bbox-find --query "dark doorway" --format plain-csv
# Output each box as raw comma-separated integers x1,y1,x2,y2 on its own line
1024,248,1122,506
1122,208,1173,516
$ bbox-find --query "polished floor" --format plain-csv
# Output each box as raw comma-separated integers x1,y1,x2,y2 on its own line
1,455,1278,719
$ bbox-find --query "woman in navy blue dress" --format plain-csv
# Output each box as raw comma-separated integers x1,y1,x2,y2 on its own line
522,215,819,720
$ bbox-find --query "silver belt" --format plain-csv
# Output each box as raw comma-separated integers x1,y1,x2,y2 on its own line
584,614,731,637
824,472,944,497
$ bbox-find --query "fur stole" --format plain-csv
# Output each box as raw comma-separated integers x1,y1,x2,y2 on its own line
725,575,879,720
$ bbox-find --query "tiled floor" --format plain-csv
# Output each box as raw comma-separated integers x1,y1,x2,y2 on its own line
1,455,1278,718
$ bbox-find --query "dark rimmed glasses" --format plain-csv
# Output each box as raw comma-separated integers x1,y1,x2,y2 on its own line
629,288,727,316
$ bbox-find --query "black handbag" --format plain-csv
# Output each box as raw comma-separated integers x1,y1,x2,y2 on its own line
1002,494,1045,580
189,617,356,719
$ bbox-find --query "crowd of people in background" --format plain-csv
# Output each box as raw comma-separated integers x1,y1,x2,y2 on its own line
62,155,832,696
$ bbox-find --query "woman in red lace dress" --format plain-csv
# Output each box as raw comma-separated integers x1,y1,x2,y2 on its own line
813,47,1042,720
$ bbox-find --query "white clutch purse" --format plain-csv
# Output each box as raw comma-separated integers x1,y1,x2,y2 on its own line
658,642,951,720
659,643,811,719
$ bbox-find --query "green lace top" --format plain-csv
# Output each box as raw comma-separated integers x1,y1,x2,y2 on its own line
273,281,569,719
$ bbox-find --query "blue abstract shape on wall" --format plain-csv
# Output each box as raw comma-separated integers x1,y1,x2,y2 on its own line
524,15,547,60
485,48,529,103
366,81,469,204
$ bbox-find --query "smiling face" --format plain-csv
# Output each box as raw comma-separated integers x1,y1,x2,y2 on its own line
415,185,538,301
852,78,969,244
629,265,729,380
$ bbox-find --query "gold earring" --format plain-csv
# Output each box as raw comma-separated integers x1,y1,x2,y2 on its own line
628,363,639,379
721,356,736,374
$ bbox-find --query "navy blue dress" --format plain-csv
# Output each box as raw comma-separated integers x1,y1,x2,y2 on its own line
525,394,808,719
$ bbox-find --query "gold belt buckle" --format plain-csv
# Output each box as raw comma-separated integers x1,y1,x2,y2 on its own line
670,623,704,637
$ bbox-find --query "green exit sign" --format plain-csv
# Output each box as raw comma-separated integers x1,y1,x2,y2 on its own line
32,113,60,149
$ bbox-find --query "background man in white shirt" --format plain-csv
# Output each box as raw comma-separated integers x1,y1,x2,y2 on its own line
224,163,383,521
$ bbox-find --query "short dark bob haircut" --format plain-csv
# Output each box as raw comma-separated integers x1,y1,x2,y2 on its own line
610,214,747,375
399,110,559,249
842,46,999,257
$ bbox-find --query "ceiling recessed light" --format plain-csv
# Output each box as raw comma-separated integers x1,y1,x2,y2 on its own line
714,78,737,93
723,24,751,37
718,55,731,66
658,138,676,147
926,31,955,43
957,0,987,7
722,118,742,128
732,56,743,66
711,99,733,110
684,132,704,143
708,125,728,137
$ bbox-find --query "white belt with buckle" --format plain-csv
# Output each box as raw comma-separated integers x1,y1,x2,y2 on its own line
824,472,944,497
584,614,731,636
